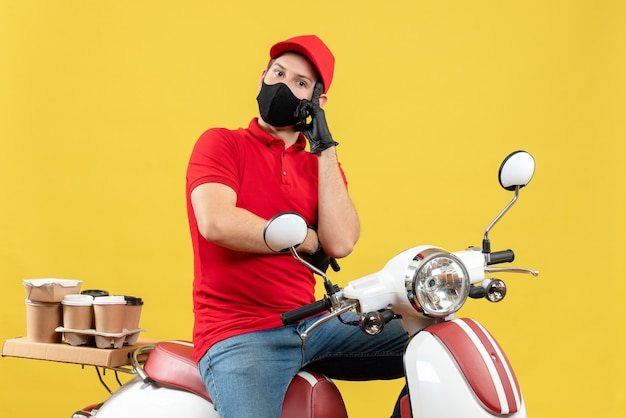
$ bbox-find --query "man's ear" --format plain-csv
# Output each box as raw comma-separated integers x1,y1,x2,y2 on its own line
318,94,328,108
258,70,267,91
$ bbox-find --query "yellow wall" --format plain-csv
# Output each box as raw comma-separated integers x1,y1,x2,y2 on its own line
1,1,625,416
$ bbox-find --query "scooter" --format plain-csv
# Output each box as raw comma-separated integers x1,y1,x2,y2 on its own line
73,150,537,418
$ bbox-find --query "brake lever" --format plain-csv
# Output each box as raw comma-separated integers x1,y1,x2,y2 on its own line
300,302,357,341
485,267,539,276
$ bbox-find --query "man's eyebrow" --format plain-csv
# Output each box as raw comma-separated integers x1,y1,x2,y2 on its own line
271,62,314,84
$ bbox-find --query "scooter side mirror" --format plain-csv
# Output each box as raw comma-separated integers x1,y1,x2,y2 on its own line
483,150,536,255
498,151,535,191
263,212,308,252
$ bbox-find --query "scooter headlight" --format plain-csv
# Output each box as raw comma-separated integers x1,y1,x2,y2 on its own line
405,248,470,318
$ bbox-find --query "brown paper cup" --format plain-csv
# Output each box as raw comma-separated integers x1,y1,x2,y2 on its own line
63,305,93,329
25,300,62,343
62,294,94,330
122,296,144,331
93,296,126,334
123,305,142,331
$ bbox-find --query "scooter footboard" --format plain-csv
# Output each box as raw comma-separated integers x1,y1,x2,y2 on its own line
404,318,525,418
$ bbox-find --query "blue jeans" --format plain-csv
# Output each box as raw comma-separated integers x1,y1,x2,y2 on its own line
198,312,408,418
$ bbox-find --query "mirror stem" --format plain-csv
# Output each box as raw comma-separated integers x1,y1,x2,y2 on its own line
289,247,328,281
288,247,341,301
482,186,520,256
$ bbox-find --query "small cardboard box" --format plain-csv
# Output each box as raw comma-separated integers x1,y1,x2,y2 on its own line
24,279,83,303
2,337,160,368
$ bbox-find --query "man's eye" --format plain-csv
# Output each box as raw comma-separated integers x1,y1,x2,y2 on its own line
274,70,284,77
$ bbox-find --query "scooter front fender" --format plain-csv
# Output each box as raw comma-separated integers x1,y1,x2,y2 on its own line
93,376,218,418
404,318,526,418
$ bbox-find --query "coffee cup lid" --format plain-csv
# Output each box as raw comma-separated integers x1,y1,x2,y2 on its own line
62,294,94,306
123,296,144,306
81,289,109,297
92,295,126,305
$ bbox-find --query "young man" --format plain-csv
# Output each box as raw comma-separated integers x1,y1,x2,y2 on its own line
186,35,407,418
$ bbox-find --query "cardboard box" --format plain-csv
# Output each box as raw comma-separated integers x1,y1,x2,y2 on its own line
23,279,83,302
2,337,161,368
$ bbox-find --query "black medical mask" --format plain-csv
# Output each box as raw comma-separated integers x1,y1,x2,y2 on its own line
256,82,303,127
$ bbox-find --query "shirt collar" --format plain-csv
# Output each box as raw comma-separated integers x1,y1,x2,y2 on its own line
249,118,307,151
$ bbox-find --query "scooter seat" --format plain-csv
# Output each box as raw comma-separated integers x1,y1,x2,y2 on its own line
143,341,211,401
143,341,348,418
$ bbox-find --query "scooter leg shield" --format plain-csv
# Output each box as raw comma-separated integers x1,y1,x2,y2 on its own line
404,319,526,418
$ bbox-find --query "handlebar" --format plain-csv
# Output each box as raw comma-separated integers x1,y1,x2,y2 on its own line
487,249,515,265
281,249,519,325
281,298,332,325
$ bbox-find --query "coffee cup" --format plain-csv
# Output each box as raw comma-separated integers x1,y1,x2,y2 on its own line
62,294,94,330
123,296,144,331
92,295,126,334
25,300,62,343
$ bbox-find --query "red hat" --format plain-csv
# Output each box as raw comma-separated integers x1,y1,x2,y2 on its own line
269,35,335,94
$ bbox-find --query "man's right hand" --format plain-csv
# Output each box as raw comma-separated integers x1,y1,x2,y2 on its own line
295,83,339,154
